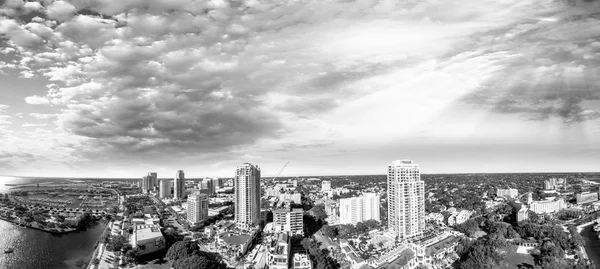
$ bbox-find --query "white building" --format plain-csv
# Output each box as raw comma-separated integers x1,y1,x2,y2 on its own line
273,207,304,236
322,180,331,192
387,160,425,239
447,210,472,226
339,193,381,225
517,207,529,222
235,163,261,228
529,199,566,214
159,180,172,199
268,233,290,269
130,224,166,255
187,192,209,224
141,175,152,193
174,170,185,199
496,188,519,199
293,253,312,269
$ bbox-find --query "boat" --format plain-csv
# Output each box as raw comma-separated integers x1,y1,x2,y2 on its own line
4,248,13,254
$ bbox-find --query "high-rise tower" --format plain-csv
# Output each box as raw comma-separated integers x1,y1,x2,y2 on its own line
187,192,209,224
174,170,185,199
234,163,261,228
387,160,425,239
159,179,172,199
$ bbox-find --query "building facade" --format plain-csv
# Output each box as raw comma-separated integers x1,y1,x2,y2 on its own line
174,170,185,199
130,224,166,255
159,180,172,199
187,192,209,224
339,193,381,225
576,192,599,204
235,163,261,228
529,199,566,214
387,160,425,239
273,207,304,236
322,180,331,192
268,233,290,269
148,172,158,189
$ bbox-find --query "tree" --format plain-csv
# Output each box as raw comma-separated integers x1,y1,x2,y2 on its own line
311,204,328,221
322,225,338,238
106,235,128,252
173,254,226,269
166,241,200,262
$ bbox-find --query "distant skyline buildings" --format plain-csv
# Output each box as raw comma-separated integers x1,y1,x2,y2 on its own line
387,160,425,239
174,170,185,200
234,163,261,228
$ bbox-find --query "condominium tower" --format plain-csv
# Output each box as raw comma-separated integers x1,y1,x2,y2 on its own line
234,163,261,228
174,170,185,199
187,192,209,224
339,193,381,225
387,160,425,239
159,180,172,199
148,172,158,189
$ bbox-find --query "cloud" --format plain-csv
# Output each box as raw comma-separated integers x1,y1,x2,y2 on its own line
47,1,78,22
1,0,600,175
25,95,51,105
22,123,47,127
30,113,57,119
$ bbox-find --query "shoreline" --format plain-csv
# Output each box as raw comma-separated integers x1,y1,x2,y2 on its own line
579,221,598,266
577,221,595,233
0,215,79,234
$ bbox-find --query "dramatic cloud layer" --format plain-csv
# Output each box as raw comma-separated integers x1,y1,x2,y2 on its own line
0,0,599,176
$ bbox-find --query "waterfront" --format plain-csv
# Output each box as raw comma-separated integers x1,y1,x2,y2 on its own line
0,219,107,269
0,176,114,269
581,223,600,267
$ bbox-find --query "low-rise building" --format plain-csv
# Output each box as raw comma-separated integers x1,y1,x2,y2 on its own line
292,253,312,269
517,207,529,222
576,192,599,205
421,236,459,267
447,210,472,226
268,233,290,269
130,224,166,255
496,188,519,199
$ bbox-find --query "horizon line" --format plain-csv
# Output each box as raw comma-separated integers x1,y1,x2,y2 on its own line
2,171,600,180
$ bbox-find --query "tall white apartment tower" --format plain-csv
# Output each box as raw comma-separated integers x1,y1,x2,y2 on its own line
187,192,209,224
234,163,261,228
174,170,185,199
387,160,425,239
159,180,172,198
339,193,381,225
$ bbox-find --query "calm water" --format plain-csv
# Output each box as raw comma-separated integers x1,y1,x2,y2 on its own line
582,224,600,267
0,176,115,269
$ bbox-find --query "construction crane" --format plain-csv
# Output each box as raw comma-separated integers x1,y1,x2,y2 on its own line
272,161,289,181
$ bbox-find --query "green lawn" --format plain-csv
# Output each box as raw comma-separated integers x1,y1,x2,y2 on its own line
498,245,535,269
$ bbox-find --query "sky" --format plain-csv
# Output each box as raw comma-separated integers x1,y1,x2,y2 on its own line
0,0,599,178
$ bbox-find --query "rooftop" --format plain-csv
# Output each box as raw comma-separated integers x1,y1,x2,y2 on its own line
425,236,458,257
382,248,415,269
134,225,163,242
221,233,251,246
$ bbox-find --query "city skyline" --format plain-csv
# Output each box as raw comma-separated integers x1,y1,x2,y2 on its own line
1,0,600,177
